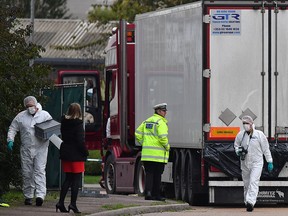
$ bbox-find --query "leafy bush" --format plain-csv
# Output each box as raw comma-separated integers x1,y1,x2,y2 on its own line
85,150,102,176
0,5,52,195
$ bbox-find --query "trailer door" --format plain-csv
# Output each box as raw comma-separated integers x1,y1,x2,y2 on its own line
272,5,288,140
207,3,288,141
207,6,268,138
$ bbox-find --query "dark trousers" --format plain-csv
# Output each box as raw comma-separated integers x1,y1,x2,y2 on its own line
143,161,165,198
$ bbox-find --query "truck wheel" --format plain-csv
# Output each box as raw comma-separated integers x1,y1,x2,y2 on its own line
181,150,188,202
173,150,181,200
135,161,145,196
104,155,116,194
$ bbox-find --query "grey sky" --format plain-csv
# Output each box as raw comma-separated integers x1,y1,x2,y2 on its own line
66,0,115,19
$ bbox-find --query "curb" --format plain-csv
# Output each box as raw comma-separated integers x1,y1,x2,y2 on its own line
87,203,192,216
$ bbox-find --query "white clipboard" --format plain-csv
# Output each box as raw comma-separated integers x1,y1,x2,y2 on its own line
49,134,63,149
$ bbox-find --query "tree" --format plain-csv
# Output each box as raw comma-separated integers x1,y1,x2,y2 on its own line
3,0,70,19
88,0,198,24
0,4,52,193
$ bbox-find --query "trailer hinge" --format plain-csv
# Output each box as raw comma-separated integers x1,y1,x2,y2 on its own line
275,126,288,135
203,123,211,133
203,69,211,78
203,15,210,24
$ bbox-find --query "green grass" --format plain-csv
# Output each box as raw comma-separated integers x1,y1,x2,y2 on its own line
101,203,139,210
2,190,23,205
2,150,102,206
2,175,101,206
2,189,58,206
84,175,101,184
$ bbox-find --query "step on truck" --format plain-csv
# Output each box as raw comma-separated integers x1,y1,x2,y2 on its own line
101,0,288,205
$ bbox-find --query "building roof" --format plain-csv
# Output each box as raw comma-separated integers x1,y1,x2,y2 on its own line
19,19,116,60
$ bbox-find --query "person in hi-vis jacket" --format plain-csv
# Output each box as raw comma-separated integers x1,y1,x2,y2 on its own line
135,103,170,201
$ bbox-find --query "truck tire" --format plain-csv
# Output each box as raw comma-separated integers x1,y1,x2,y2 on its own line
181,150,188,202
135,160,145,196
173,150,181,200
104,155,116,194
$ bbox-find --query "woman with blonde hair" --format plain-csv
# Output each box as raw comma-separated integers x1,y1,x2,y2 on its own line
56,103,88,213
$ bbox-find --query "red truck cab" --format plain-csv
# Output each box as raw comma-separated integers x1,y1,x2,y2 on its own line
57,70,103,150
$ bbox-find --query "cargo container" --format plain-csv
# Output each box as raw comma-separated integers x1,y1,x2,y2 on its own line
101,0,288,205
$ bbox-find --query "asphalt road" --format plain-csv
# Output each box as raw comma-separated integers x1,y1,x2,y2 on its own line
136,205,288,216
1,185,287,216
0,185,190,216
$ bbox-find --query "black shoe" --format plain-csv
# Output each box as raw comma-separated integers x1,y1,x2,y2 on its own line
246,202,254,212
56,202,68,212
36,197,43,206
153,196,166,201
24,198,32,205
68,204,81,213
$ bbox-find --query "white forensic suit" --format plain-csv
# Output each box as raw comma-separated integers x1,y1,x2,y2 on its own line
7,103,52,200
234,128,273,206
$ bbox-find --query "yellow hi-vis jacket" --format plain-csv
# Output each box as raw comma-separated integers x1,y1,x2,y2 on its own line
135,113,170,163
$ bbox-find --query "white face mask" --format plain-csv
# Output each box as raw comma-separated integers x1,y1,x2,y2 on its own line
28,106,36,115
243,124,251,132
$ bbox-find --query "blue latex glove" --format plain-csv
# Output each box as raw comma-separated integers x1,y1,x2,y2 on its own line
7,141,13,151
268,162,274,172
235,148,242,157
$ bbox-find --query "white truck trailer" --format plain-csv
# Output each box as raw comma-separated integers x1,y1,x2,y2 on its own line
134,0,288,204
